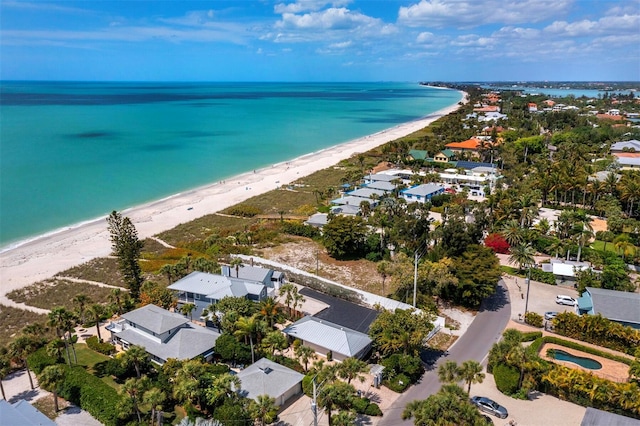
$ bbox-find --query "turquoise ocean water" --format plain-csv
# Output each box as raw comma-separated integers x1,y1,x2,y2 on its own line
0,82,461,249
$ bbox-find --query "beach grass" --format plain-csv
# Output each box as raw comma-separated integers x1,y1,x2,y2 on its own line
57,257,126,288
7,279,114,311
0,305,50,347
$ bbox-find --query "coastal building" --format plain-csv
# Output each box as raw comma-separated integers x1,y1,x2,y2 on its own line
305,212,329,228
221,263,286,290
282,316,372,361
610,139,640,170
400,183,445,204
445,138,482,157
407,149,429,162
528,103,538,112
167,271,269,319
433,149,454,163
478,111,508,122
364,180,397,192
438,167,499,197
106,304,220,365
236,358,304,407
577,287,640,330
0,400,56,426
541,259,592,284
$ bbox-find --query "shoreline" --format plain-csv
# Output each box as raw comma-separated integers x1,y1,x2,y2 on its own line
0,91,466,298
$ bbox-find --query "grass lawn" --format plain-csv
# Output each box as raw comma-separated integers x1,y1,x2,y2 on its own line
589,239,623,254
7,279,114,310
501,265,525,277
65,343,121,390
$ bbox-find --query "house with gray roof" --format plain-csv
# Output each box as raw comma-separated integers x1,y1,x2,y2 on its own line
400,183,444,204
168,271,268,318
330,204,361,216
305,212,329,228
222,263,285,290
106,304,220,365
236,358,304,407
577,287,640,329
364,180,397,192
282,316,372,361
363,173,398,184
611,139,640,153
0,399,56,426
581,407,640,426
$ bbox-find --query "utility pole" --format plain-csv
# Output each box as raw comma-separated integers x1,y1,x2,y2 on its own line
413,250,418,308
524,266,531,315
311,377,318,426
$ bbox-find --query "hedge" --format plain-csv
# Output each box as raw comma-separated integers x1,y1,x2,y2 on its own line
553,312,639,355
58,365,121,426
493,364,519,395
524,312,543,328
27,347,58,375
521,331,543,342
86,336,116,355
383,373,410,393
529,267,556,285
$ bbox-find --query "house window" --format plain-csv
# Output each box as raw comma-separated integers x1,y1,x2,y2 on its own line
195,294,200,300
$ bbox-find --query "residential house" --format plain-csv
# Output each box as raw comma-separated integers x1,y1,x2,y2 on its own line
0,400,56,426
581,407,640,426
305,213,329,228
597,113,625,122
400,183,445,204
433,149,454,163
236,358,304,407
541,259,591,284
364,180,397,192
528,103,538,112
445,138,482,157
106,304,220,365
363,172,398,185
610,139,640,170
478,111,508,122
168,271,269,318
438,166,499,197
221,263,285,291
577,287,640,330
282,316,372,361
408,149,428,162
473,105,500,113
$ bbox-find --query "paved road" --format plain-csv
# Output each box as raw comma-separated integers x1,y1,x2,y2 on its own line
378,280,511,425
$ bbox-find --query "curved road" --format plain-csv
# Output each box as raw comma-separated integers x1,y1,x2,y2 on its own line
379,280,511,425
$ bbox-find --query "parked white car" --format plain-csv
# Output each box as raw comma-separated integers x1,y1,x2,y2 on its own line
556,295,576,306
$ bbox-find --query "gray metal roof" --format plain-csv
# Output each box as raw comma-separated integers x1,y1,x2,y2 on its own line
0,399,56,426
282,316,372,358
347,188,386,199
364,173,397,182
121,304,189,335
585,287,640,325
237,358,304,402
330,205,361,215
226,264,272,283
402,183,444,197
365,181,397,191
581,407,640,426
331,195,369,206
168,271,264,299
611,139,640,152
116,322,220,362
305,213,329,227
614,155,640,167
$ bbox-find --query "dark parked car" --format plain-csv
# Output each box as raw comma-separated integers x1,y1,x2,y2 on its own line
470,396,508,419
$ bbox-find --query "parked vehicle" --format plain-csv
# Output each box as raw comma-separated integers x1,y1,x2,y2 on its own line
544,311,558,320
555,295,576,306
470,396,508,419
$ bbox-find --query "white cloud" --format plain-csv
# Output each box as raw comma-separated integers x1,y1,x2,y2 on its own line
158,10,217,27
398,0,572,28
276,7,378,30
329,40,352,48
416,31,435,43
274,0,351,14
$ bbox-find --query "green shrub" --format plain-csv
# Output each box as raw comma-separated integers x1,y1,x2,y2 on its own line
351,397,369,413
381,354,424,383
521,331,543,342
302,375,313,397
529,268,556,285
553,312,639,355
364,403,383,416
59,366,119,426
493,364,519,395
281,221,320,238
384,373,410,393
86,336,116,355
524,312,544,328
225,204,263,217
27,347,58,375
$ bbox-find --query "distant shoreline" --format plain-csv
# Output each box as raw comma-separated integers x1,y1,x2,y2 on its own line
0,90,466,301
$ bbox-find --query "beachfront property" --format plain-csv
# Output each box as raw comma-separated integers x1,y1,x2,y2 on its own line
282,316,373,361
433,149,455,163
577,287,640,330
400,183,445,204
236,358,304,407
168,271,270,318
106,304,220,365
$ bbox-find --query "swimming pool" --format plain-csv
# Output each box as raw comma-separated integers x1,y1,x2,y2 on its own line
550,349,603,370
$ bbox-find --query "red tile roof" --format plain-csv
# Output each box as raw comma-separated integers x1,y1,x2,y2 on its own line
446,138,482,150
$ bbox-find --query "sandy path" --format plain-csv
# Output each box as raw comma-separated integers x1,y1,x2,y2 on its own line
0,95,465,300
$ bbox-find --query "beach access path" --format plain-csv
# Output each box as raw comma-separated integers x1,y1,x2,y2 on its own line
0,96,465,300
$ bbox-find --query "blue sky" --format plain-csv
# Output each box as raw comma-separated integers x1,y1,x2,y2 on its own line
1,0,639,81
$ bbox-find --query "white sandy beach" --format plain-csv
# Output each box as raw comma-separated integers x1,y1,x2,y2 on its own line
0,94,465,302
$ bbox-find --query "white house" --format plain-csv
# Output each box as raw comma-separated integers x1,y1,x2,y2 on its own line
400,183,445,204
106,304,220,365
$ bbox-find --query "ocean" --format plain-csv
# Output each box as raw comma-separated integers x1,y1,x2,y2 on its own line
0,82,461,248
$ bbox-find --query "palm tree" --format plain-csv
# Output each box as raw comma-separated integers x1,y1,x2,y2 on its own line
261,330,288,357
0,347,10,400
38,365,67,412
377,260,392,295
331,410,357,426
278,283,295,317
86,303,106,342
123,345,149,379
201,303,221,332
180,303,197,321
249,394,279,426
294,345,316,372
47,306,76,366
317,381,356,426
9,336,38,390
292,289,305,318
257,297,280,328
508,242,536,272
437,360,460,384
121,376,150,423
229,257,244,277
109,288,125,315
234,316,258,364
205,373,241,408
143,387,166,426
501,219,524,246
336,357,368,384
458,360,485,393
72,293,92,325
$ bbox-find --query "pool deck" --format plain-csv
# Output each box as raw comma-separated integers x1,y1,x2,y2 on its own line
539,342,630,382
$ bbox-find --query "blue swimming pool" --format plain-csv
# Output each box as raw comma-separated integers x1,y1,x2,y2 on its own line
551,349,602,370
